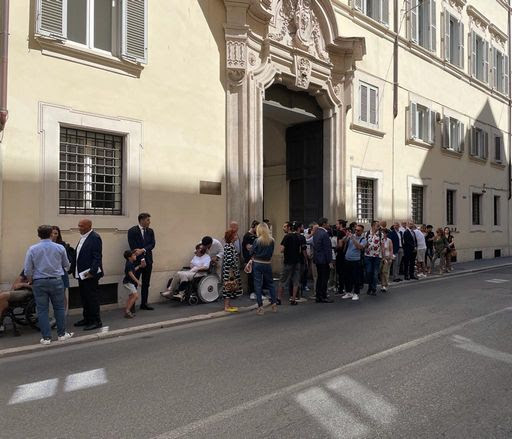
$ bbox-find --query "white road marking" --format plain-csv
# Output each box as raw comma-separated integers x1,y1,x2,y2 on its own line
64,368,108,392
150,307,512,439
295,387,368,439
485,279,509,284
326,375,398,424
8,378,58,405
452,335,512,364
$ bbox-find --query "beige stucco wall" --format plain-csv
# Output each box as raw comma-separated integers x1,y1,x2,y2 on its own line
2,0,511,307
2,1,228,302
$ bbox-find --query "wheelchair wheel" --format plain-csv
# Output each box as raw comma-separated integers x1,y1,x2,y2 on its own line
25,299,57,331
188,295,199,306
11,305,29,325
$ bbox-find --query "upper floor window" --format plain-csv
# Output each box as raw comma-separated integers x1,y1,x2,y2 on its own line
410,0,437,52
36,0,147,63
359,82,379,127
470,31,489,83
409,102,437,145
494,135,503,163
354,0,389,25
59,127,123,215
442,116,464,152
443,11,464,68
470,126,489,160
491,48,509,95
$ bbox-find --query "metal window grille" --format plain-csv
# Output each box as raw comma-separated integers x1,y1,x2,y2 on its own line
446,190,455,225
411,185,424,224
472,193,481,225
59,127,123,215
356,178,374,223
494,196,500,226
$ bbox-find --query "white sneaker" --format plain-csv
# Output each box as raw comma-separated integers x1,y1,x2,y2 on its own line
381,287,387,293
0,324,4,333
341,293,353,299
351,294,360,301
58,332,74,341
173,291,185,300
304,286,310,292
40,338,51,345
250,293,257,300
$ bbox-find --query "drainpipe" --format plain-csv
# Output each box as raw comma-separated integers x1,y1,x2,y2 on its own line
0,0,9,131
508,2,511,202
391,0,398,221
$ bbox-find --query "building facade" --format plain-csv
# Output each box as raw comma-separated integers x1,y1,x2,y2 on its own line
0,0,510,307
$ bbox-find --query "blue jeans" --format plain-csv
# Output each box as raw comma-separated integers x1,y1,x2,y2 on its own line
365,256,381,292
253,262,276,307
32,278,66,339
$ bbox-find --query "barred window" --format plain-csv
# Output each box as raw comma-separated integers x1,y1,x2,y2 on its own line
356,178,374,223
446,190,455,226
472,193,482,225
59,127,123,215
411,185,424,224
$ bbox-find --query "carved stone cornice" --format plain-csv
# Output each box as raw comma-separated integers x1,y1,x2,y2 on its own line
466,5,490,30
489,24,508,46
445,0,466,13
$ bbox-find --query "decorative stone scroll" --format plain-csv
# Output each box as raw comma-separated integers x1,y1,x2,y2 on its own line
226,39,247,85
295,56,312,89
268,0,330,62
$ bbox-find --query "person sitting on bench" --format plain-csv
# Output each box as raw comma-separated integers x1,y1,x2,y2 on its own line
161,244,211,301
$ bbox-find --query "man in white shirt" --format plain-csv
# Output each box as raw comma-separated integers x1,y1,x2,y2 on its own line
413,224,427,277
202,236,224,277
161,245,211,300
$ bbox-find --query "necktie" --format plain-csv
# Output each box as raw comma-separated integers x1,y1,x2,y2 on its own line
399,231,403,246
412,231,417,247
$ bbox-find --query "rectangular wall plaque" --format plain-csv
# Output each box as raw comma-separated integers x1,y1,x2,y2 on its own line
200,181,222,196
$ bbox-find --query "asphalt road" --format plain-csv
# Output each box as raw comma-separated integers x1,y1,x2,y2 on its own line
1,266,512,439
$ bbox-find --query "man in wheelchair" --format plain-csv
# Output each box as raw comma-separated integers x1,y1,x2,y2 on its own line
0,271,33,333
160,244,211,301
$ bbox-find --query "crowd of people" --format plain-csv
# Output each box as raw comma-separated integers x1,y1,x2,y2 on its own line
0,212,458,344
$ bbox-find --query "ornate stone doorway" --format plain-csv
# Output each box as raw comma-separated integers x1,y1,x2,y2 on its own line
223,0,365,228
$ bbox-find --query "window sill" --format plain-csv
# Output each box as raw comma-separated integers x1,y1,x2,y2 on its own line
469,227,486,233
469,155,488,164
441,147,463,158
350,123,385,138
443,61,464,79
406,138,434,150
491,161,506,169
491,227,504,233
35,35,144,78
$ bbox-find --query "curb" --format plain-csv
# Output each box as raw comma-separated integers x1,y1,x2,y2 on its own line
0,301,268,359
1,262,511,359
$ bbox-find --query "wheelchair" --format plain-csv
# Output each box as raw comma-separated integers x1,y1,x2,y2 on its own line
0,289,56,336
162,268,221,306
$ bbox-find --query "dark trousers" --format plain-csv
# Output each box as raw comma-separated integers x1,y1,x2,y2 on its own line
336,257,345,293
78,277,101,324
136,263,152,305
403,249,417,279
315,263,330,299
344,260,362,294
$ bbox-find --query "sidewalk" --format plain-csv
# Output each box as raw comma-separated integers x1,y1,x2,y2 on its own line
1,256,511,357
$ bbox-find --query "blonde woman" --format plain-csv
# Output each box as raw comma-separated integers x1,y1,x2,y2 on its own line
250,223,277,315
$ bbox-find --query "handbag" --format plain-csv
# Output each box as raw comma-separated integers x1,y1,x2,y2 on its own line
244,260,253,274
224,269,238,292
450,249,457,258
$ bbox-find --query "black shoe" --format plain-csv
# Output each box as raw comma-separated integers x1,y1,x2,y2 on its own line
290,300,298,306
83,322,103,331
276,299,282,305
140,305,154,310
316,298,333,303
411,276,419,280
74,319,87,327
404,277,410,281
393,278,402,282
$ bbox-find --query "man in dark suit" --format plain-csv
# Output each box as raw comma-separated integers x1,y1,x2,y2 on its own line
313,217,334,303
71,219,104,331
402,221,418,280
388,223,401,282
127,213,156,310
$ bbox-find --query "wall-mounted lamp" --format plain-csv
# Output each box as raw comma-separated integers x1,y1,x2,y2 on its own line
482,184,487,194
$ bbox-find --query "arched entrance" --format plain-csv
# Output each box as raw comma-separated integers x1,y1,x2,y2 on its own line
223,0,365,229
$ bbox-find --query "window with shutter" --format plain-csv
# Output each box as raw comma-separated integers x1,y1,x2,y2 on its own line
35,0,148,66
458,22,464,69
429,0,436,52
122,0,148,63
360,84,368,123
483,131,489,159
359,82,379,127
494,136,502,162
428,110,436,144
36,0,66,38
443,11,450,61
410,0,418,43
459,122,465,153
442,116,450,149
483,41,489,84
